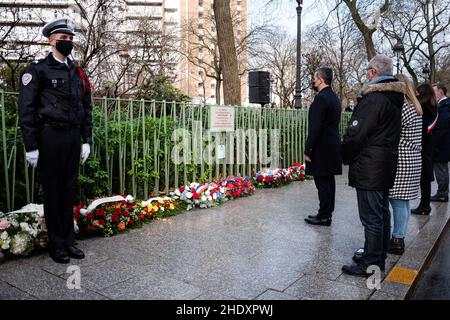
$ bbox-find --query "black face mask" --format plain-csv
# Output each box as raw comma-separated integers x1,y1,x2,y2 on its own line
56,40,73,57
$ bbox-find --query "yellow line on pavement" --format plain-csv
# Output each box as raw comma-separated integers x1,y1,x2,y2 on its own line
385,266,418,286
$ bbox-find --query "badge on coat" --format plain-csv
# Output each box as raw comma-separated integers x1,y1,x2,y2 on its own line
351,120,359,127
22,73,33,86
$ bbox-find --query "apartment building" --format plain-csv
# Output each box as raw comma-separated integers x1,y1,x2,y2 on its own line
179,0,248,104
0,0,248,104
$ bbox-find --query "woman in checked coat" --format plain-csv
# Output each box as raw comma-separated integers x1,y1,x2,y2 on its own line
388,75,423,255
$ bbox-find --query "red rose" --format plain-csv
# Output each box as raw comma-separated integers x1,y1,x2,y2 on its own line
139,214,146,220
257,175,264,182
179,186,185,193
96,209,105,216
123,211,130,218
112,214,119,222
98,219,105,226
86,226,93,233
129,219,135,225
193,192,200,199
115,207,121,214
86,212,94,219
73,204,83,215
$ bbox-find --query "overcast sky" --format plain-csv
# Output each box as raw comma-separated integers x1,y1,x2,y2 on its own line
247,0,327,37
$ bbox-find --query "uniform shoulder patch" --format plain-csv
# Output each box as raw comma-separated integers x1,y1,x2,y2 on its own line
32,59,44,64
22,73,33,86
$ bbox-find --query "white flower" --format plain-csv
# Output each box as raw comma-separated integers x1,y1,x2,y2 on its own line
1,238,10,250
205,190,211,196
20,222,30,232
186,191,193,199
201,195,207,202
10,232,32,256
1,231,8,240
175,189,181,197
212,193,217,200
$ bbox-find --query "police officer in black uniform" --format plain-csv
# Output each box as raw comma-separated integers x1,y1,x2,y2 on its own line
19,17,92,264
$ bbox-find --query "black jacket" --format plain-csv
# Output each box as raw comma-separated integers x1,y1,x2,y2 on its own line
304,87,342,176
18,53,93,152
421,101,437,181
341,79,404,191
432,98,450,162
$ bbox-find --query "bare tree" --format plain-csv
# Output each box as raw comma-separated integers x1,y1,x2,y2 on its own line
0,7,41,90
339,0,389,60
380,0,450,84
250,28,297,108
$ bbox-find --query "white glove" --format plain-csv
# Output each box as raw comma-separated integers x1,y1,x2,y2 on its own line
81,143,90,164
26,150,39,168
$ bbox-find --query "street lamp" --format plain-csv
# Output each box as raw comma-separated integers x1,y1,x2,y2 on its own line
293,0,303,109
422,63,430,83
392,38,404,75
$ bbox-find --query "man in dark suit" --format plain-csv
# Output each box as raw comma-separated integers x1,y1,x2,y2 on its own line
431,83,450,202
304,67,342,226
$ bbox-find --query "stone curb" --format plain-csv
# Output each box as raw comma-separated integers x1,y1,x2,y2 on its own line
370,203,450,300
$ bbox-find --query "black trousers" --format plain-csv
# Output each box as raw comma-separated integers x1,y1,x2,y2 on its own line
434,162,449,197
313,175,336,218
38,126,81,252
419,179,431,208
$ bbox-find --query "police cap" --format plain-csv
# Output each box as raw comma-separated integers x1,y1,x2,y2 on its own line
42,17,75,38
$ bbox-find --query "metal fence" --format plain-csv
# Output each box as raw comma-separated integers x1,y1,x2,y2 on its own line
0,90,352,212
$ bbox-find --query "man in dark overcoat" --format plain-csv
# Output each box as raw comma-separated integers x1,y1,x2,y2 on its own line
304,67,342,226
430,83,450,202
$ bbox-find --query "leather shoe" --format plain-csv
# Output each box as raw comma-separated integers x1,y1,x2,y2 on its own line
307,214,329,219
342,262,385,277
50,249,70,264
304,216,331,226
65,245,85,259
411,206,431,215
430,194,448,202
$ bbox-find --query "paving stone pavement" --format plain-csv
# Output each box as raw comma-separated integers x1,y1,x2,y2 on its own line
0,166,447,300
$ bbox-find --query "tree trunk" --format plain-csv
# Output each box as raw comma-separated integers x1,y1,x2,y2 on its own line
213,0,241,105
216,78,222,104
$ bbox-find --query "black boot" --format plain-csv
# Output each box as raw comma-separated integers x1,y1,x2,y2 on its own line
411,205,431,215
388,237,405,255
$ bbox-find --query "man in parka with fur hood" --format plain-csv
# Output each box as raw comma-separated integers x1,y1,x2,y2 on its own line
341,54,405,276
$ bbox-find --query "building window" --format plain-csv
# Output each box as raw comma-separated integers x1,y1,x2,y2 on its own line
199,11,203,18
199,0,203,7
198,23,203,29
